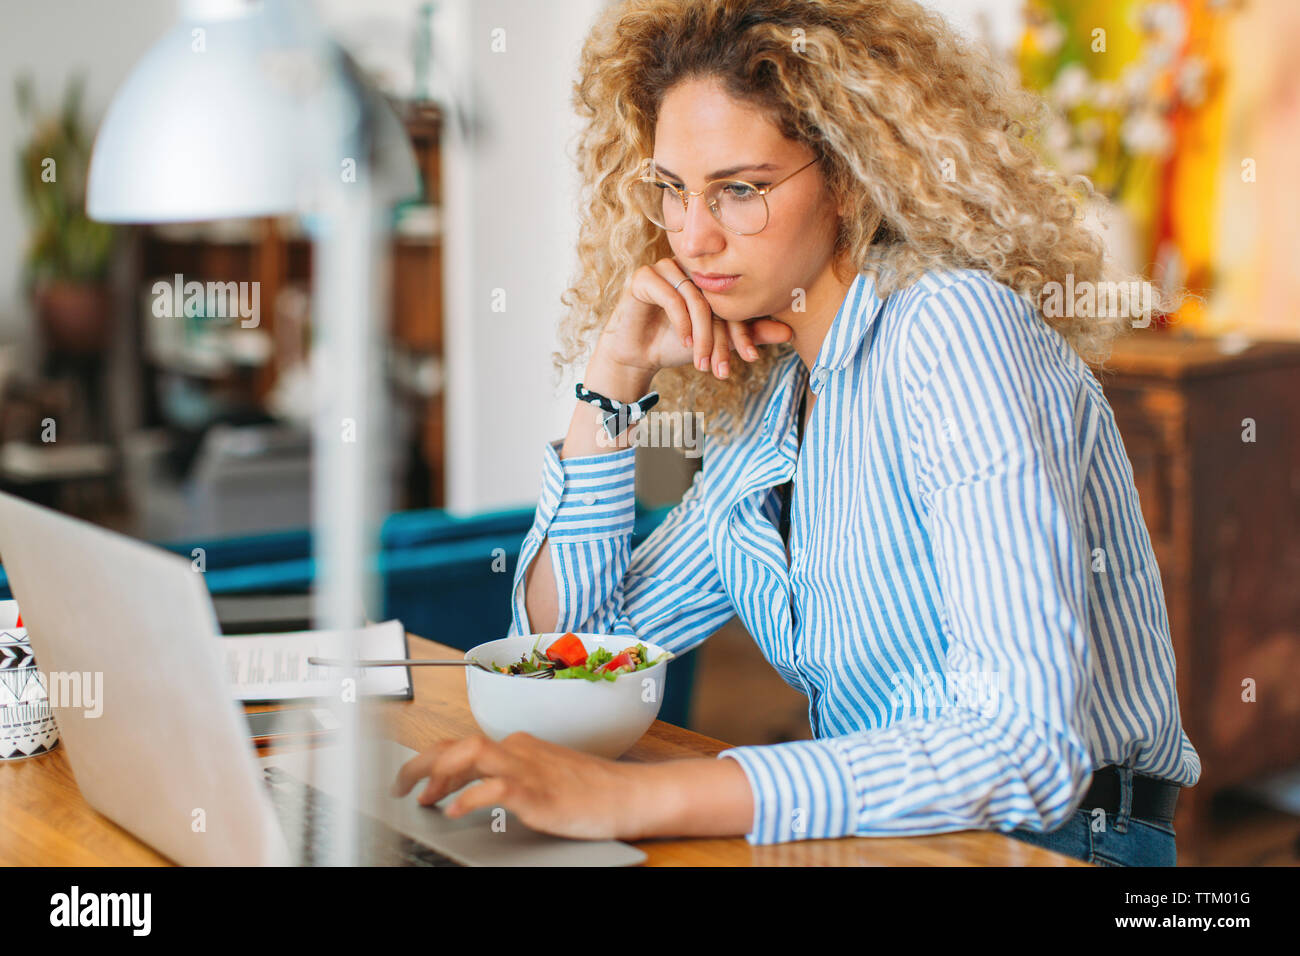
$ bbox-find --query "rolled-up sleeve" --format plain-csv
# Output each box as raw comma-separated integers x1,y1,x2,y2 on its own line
508,437,735,656
718,274,1095,845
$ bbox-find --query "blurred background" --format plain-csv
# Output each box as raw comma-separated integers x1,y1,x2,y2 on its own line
0,0,1295,864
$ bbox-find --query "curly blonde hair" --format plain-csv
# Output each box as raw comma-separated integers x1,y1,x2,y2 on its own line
553,0,1170,445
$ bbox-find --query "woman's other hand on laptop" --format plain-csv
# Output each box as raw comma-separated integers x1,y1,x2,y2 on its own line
389,731,753,842
390,732,655,840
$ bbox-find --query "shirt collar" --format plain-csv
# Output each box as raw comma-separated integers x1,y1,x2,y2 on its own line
760,270,885,439
812,269,885,373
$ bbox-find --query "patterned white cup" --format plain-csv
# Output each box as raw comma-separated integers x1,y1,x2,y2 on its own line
0,600,60,760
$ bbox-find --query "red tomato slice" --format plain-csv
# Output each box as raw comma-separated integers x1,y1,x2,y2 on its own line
545,633,587,668
600,651,634,674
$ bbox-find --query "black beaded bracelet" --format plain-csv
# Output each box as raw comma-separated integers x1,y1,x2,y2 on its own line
575,382,660,439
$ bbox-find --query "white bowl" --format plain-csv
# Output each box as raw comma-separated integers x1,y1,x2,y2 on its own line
464,632,669,759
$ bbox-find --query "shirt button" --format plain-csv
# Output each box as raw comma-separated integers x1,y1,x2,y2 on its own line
581,492,597,506
812,367,829,388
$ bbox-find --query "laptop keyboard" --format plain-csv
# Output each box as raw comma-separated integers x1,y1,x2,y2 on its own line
261,765,465,867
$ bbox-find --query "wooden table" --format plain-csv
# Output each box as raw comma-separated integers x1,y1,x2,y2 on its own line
0,634,1085,866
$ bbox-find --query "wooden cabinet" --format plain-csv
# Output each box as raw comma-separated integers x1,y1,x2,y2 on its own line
1092,333,1300,863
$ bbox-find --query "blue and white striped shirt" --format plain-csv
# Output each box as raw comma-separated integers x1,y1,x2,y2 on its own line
508,267,1202,846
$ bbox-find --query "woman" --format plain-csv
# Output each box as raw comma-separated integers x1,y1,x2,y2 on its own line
392,0,1201,866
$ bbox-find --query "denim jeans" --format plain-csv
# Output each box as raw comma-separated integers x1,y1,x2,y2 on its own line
1006,767,1178,866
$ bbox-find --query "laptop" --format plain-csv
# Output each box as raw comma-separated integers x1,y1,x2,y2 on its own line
0,491,645,866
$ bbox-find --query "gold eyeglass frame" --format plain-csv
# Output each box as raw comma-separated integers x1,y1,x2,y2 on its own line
634,155,820,236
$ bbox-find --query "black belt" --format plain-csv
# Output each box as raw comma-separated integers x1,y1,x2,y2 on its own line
1083,765,1180,826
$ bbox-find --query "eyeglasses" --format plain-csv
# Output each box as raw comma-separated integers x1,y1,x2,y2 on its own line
631,156,819,236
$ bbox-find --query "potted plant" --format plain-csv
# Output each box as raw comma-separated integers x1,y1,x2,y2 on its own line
15,74,116,355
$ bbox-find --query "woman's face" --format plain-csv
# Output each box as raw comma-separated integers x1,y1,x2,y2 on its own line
652,77,842,322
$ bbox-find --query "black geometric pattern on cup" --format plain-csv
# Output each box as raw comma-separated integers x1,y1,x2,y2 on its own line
0,643,35,669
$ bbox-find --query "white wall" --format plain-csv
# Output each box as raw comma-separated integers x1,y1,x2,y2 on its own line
436,0,609,512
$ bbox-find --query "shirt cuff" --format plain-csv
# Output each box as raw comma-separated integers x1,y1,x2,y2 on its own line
537,437,637,543
718,739,860,845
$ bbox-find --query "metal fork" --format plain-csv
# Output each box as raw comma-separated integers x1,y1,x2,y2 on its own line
306,656,555,678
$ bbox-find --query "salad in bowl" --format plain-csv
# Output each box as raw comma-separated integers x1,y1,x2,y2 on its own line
464,632,675,758
490,631,673,681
